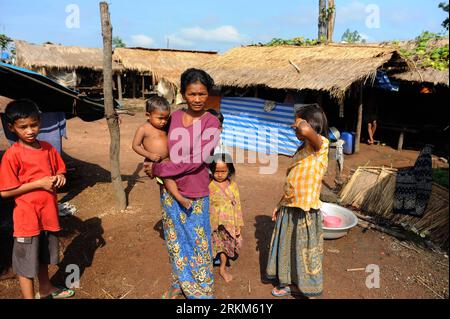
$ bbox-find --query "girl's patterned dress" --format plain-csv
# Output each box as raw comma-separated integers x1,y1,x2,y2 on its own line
209,180,244,261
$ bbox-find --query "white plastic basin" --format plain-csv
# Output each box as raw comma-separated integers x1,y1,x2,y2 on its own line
321,202,358,239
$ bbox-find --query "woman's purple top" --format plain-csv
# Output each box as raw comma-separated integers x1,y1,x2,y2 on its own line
152,109,220,198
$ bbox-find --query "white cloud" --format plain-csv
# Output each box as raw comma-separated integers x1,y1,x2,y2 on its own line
336,0,367,23
180,25,246,43
130,34,155,47
165,35,193,48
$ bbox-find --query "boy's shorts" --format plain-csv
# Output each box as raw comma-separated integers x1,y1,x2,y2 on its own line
12,231,60,278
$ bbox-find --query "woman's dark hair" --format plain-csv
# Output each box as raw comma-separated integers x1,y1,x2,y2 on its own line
5,99,40,124
180,68,214,94
294,103,329,138
210,153,235,178
206,108,224,125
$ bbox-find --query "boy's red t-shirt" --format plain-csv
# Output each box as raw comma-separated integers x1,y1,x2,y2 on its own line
0,141,66,237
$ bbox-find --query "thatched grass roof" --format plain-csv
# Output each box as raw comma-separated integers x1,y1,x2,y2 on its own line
15,40,122,71
201,44,399,98
391,68,449,86
113,47,217,86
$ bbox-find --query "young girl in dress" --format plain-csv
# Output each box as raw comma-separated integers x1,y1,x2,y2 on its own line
267,103,329,298
209,153,244,283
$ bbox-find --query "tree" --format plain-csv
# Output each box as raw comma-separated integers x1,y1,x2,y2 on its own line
327,0,336,43
0,34,12,52
439,2,449,30
341,29,366,43
318,0,328,42
318,1,336,43
112,36,126,49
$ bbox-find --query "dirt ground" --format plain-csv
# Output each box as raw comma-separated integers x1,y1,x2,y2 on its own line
0,112,448,299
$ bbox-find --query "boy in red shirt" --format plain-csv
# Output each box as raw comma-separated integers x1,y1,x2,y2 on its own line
0,99,75,299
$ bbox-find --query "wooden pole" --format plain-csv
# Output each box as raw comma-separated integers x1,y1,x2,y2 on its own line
132,75,136,98
397,131,404,151
354,82,363,154
100,2,127,211
142,75,145,98
117,73,123,102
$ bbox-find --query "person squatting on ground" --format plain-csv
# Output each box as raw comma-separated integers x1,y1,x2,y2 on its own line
266,103,329,298
144,68,220,299
132,95,192,209
209,152,244,283
0,99,75,299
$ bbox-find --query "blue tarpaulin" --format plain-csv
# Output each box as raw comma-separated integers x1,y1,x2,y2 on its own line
375,70,399,92
220,97,301,156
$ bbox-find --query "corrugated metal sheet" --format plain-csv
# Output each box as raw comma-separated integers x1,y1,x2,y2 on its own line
220,97,301,156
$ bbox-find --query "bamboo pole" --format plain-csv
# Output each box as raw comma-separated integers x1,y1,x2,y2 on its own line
100,2,127,211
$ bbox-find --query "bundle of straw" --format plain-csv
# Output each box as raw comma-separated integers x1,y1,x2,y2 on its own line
339,166,449,248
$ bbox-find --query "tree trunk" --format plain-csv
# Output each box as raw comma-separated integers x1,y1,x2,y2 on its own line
354,82,363,154
327,0,336,43
100,2,127,211
318,0,328,42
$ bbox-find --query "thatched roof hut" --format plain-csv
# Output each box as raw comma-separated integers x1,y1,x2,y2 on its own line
14,40,122,72
113,47,217,86
201,44,401,99
389,38,449,86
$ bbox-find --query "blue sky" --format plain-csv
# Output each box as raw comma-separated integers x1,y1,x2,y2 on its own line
0,0,448,52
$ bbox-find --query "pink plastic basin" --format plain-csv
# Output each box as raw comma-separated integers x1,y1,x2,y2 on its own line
323,215,342,228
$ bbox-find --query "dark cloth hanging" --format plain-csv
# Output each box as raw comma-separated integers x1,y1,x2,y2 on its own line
393,145,434,217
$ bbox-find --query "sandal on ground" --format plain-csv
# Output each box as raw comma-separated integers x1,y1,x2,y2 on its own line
271,286,292,297
161,288,183,299
36,287,75,299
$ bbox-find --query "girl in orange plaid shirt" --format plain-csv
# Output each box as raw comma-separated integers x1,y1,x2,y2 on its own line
266,104,329,298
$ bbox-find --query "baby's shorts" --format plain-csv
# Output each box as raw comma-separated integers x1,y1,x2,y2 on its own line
12,231,60,278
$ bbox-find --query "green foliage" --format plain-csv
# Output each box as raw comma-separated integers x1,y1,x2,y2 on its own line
112,36,126,49
264,37,319,47
0,34,12,51
341,29,366,43
439,2,449,30
395,31,449,71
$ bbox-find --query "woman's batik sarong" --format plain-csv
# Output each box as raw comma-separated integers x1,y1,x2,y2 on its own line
160,187,214,299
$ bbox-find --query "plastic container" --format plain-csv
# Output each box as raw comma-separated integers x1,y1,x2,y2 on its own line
329,127,340,142
341,132,354,155
321,203,358,239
